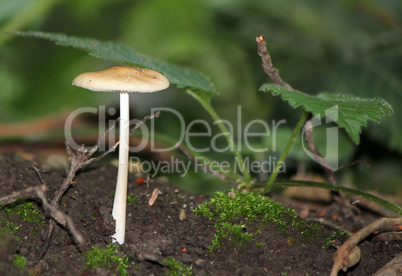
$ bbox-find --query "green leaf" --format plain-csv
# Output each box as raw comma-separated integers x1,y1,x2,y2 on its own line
260,84,393,144
13,31,217,97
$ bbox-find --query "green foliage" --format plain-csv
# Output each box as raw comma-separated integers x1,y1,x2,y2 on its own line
0,199,44,234
164,257,193,276
194,190,320,249
13,254,27,271
14,31,217,98
1,199,43,223
322,230,350,249
6,221,21,233
126,193,138,204
84,244,131,275
260,84,393,144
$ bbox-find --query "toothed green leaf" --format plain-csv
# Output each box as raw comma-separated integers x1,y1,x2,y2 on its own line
14,31,217,97
260,84,393,144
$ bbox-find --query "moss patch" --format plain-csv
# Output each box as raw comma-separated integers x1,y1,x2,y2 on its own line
322,230,350,249
164,257,193,276
194,190,321,249
1,199,43,223
84,244,131,275
13,254,27,271
127,193,139,204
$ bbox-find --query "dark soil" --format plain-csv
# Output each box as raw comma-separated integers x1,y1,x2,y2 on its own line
0,152,400,275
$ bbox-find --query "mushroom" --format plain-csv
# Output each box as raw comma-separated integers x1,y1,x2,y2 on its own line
72,66,169,244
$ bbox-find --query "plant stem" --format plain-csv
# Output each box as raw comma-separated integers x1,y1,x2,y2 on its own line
186,90,251,185
264,109,308,193
112,92,129,244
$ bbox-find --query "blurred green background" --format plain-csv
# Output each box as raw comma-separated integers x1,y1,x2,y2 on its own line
0,0,401,194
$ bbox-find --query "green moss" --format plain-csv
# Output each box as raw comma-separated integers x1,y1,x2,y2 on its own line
84,244,131,275
6,221,21,233
13,254,27,271
127,193,139,204
1,199,44,225
194,190,321,249
322,230,350,249
164,257,192,276
0,199,45,235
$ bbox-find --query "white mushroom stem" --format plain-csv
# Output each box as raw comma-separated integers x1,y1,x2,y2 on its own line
112,92,130,244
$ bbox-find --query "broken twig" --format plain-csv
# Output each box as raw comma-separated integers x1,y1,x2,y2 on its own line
304,119,336,185
0,184,84,246
256,35,293,90
331,217,402,276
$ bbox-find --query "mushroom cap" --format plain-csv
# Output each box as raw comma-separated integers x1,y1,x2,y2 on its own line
72,66,170,93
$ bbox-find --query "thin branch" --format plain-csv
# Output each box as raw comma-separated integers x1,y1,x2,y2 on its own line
256,35,293,90
36,188,84,245
0,184,84,246
130,111,160,136
304,118,337,185
331,217,402,276
0,185,44,205
87,117,120,157
336,160,370,172
32,165,47,187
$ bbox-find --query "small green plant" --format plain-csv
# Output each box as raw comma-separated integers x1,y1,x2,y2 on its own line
0,199,45,234
1,199,44,224
322,230,350,249
84,244,131,275
164,257,193,276
127,193,139,204
13,254,27,271
6,221,21,233
194,190,320,249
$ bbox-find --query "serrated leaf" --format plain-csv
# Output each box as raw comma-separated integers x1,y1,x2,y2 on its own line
14,31,217,97
260,84,393,144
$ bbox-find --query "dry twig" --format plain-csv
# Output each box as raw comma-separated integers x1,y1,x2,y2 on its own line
304,119,337,185
39,112,158,259
39,118,121,258
330,217,402,276
0,184,84,246
130,111,160,136
256,35,293,90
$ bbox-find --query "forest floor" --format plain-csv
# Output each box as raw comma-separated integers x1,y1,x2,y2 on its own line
0,152,400,275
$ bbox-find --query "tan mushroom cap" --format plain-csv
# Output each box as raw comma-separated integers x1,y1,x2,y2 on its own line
72,66,170,93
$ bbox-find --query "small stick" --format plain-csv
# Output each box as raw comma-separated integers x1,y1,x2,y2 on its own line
0,185,44,205
330,217,402,276
304,119,336,185
336,160,370,172
130,111,160,136
0,185,84,246
32,166,47,187
40,119,121,259
256,35,293,90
